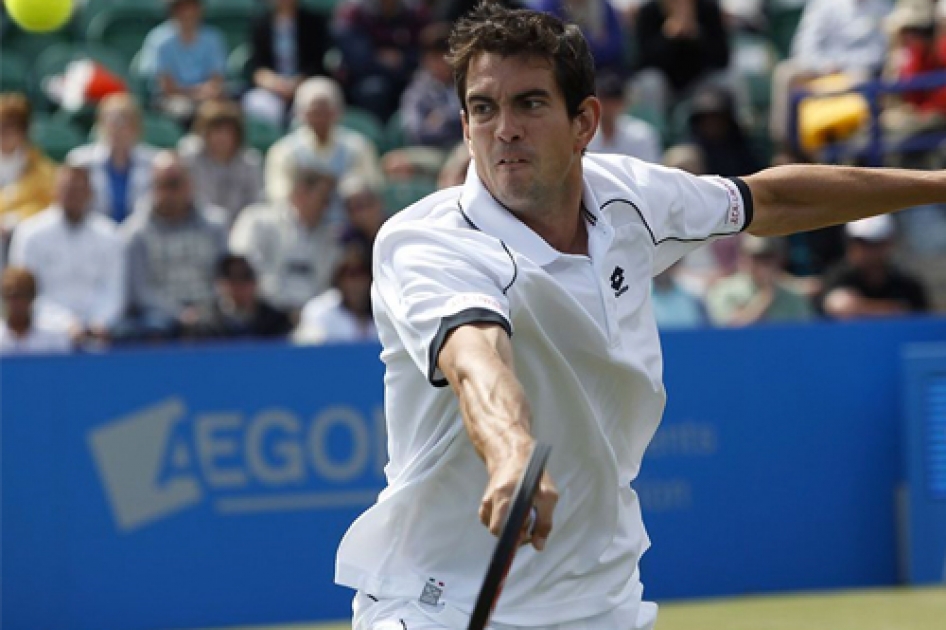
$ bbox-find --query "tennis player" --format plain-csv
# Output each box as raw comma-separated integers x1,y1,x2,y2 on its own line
336,5,946,629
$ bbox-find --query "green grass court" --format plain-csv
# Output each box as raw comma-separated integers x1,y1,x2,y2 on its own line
202,587,946,630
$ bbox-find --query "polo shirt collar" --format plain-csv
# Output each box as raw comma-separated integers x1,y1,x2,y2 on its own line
459,160,611,267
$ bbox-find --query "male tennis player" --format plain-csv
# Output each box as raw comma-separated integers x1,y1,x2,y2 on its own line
336,5,946,628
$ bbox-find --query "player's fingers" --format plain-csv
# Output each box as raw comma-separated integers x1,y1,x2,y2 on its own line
531,472,558,551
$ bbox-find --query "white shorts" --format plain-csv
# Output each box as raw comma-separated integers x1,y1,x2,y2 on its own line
351,591,658,630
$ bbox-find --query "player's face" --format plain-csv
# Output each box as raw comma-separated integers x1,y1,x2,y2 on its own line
462,53,598,216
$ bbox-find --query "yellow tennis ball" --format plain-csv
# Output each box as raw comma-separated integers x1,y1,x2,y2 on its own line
4,0,74,33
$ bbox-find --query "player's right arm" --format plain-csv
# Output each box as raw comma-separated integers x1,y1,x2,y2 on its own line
438,323,558,551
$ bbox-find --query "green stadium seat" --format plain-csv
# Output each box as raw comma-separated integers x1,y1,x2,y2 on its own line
244,117,283,154
30,115,85,163
205,3,259,54
227,42,253,93
766,5,806,60
0,51,29,95
1,29,73,84
381,178,437,214
86,6,164,66
142,114,185,149
341,107,385,153
382,110,407,155
301,0,344,16
76,0,163,34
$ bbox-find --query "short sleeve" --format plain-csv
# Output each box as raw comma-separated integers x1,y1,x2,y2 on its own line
374,223,515,387
630,160,753,276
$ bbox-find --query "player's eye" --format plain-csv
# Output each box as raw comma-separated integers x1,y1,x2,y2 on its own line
470,102,494,117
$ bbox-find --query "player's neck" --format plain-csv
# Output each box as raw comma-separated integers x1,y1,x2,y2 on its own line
517,197,588,256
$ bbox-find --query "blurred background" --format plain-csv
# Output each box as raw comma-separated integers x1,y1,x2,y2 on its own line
0,0,944,629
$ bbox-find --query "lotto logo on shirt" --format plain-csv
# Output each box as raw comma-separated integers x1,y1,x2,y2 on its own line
87,398,386,533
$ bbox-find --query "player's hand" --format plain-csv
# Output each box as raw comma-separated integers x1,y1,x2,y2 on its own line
480,448,558,551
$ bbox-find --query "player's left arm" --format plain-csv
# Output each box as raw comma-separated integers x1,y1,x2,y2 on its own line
742,165,946,236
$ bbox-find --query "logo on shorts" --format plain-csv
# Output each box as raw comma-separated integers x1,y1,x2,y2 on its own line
610,266,629,297
419,578,444,606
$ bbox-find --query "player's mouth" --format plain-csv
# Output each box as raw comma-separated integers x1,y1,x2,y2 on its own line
496,157,530,168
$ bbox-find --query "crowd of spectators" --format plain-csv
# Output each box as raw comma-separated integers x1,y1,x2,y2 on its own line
1,0,944,354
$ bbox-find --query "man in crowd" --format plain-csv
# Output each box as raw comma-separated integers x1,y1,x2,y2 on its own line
9,161,125,344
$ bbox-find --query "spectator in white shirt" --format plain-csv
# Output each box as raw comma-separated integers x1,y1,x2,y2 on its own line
8,161,125,345
230,163,342,321
0,267,72,354
587,72,663,163
294,245,377,344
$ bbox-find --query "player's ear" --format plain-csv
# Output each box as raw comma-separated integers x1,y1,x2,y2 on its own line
462,109,471,144
574,96,601,153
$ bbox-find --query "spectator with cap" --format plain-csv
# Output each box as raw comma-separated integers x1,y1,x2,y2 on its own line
200,254,293,339
399,23,464,151
120,151,227,340
265,77,382,224
685,84,762,177
0,267,72,354
587,72,663,163
243,0,333,128
139,0,228,125
706,235,813,326
332,0,431,122
294,245,377,344
231,164,342,321
68,94,158,224
633,0,732,115
8,161,125,345
180,100,264,228
819,214,930,319
0,94,56,228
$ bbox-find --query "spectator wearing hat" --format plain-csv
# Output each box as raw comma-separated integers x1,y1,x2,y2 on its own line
882,0,946,133
685,84,762,177
819,215,930,319
139,0,228,125
243,0,333,128
68,94,158,224
587,72,662,163
294,245,377,344
265,77,382,224
231,164,342,321
180,100,264,228
200,254,293,339
0,267,72,355
8,161,125,344
706,235,813,326
120,151,227,340
0,94,56,228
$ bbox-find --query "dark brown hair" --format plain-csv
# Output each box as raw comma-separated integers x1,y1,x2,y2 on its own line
446,3,595,119
192,99,244,145
1,267,37,301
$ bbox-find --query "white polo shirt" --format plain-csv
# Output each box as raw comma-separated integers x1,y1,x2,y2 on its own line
336,153,752,625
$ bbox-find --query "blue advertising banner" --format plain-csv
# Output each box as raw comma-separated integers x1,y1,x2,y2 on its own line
2,317,945,629
901,342,946,584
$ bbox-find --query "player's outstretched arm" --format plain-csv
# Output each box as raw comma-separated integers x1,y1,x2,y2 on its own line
743,165,946,237
438,322,558,551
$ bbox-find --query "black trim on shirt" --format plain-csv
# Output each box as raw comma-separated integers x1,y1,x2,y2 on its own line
728,176,754,231
456,200,518,295
427,307,513,388
600,197,747,245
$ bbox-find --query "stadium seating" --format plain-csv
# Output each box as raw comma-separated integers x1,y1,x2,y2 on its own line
204,1,260,54
31,43,132,124
244,117,284,154
341,107,386,153
85,5,164,67
381,177,438,214
0,51,28,95
141,114,185,149
382,110,407,155
30,114,86,162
